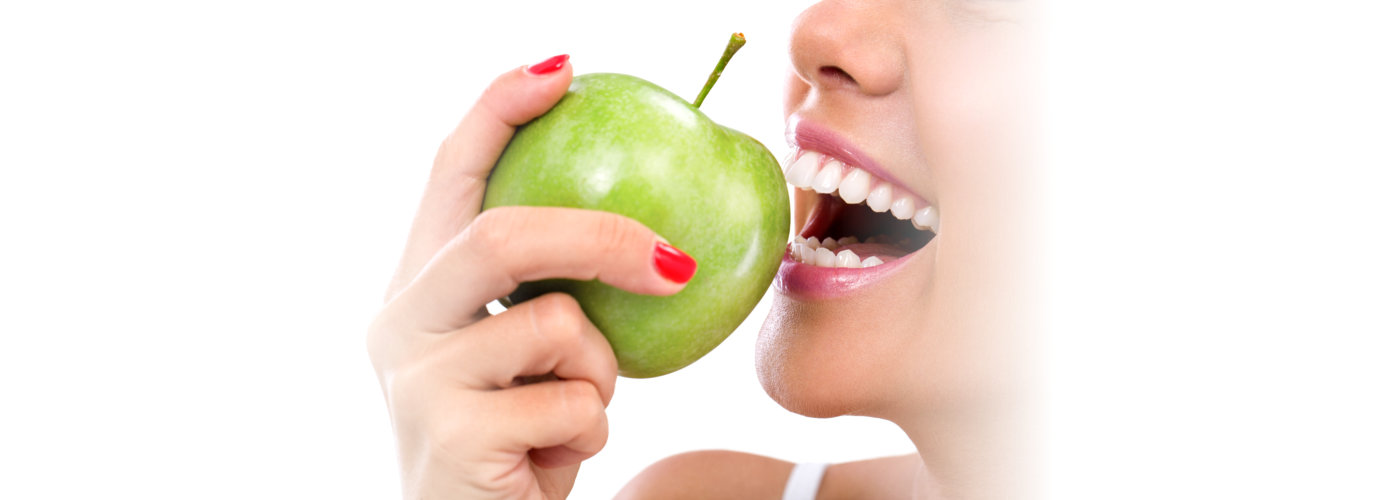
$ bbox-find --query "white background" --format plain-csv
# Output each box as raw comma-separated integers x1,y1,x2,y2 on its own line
0,1,910,499
4,1,1375,499
1041,1,1375,498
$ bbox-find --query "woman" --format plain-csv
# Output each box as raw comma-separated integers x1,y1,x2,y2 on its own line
367,0,1036,498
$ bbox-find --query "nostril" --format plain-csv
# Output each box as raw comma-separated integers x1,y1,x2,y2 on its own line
818,66,857,86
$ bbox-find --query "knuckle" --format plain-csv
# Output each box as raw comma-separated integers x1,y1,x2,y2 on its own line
464,208,517,251
364,314,392,370
532,293,586,346
477,72,510,105
563,380,605,422
470,207,514,247
432,74,509,169
593,213,645,257
595,339,619,393
365,309,419,382
383,365,429,422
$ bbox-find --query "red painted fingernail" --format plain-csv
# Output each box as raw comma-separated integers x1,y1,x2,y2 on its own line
653,241,697,285
527,54,569,75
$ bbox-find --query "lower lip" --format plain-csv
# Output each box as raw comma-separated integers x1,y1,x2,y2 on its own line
773,253,917,300
772,197,931,300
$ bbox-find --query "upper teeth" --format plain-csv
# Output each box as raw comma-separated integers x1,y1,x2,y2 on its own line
812,159,844,194
837,168,870,204
913,206,939,233
784,150,939,234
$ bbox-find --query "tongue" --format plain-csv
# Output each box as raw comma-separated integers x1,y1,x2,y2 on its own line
835,242,911,260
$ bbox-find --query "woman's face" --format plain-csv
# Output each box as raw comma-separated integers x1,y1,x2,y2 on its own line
758,0,1036,419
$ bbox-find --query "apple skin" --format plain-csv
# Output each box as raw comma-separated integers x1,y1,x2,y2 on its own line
482,73,790,378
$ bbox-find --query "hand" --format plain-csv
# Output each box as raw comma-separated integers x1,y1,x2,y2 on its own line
366,57,694,499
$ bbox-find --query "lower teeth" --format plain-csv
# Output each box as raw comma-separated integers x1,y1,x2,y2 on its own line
790,236,886,268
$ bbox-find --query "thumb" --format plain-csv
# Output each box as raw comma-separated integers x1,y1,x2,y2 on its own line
438,54,574,181
388,55,573,302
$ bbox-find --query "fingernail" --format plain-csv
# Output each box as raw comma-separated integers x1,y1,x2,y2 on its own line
527,54,569,76
652,241,697,285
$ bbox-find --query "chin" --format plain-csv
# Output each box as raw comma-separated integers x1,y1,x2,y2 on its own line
755,275,932,420
756,296,848,418
756,289,1031,424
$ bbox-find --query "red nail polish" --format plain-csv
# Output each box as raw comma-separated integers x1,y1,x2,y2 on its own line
653,241,697,285
527,54,569,75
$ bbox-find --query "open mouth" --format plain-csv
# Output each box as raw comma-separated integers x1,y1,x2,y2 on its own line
785,150,939,268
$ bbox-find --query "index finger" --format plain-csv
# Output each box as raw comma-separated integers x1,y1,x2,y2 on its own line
384,206,696,333
387,55,574,301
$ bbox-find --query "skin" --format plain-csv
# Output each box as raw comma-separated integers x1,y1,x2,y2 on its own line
369,0,1035,498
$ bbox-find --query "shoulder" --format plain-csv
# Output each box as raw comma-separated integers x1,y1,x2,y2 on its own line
614,450,919,500
817,453,918,500
610,450,913,497
615,449,795,500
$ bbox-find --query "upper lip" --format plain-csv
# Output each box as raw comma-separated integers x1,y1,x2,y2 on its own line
784,116,926,204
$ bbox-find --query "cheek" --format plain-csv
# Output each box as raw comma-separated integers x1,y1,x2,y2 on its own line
916,33,1036,279
913,28,1034,171
791,189,817,230
783,73,809,119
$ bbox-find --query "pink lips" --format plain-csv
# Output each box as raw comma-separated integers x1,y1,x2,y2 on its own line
774,254,913,300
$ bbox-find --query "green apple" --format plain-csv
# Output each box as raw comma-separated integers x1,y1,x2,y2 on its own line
482,34,789,378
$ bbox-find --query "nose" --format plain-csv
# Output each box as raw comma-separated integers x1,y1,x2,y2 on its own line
788,0,905,97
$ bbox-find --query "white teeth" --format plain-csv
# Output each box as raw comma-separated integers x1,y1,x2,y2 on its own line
837,168,871,204
792,234,888,268
785,151,940,240
913,206,940,233
790,240,817,263
812,160,844,194
814,247,836,267
784,151,822,189
866,182,892,213
890,195,916,220
835,249,860,268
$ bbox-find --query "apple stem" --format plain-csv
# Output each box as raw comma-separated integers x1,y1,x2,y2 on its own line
692,33,746,109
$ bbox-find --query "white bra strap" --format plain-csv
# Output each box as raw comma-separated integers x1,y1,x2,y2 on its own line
781,462,829,500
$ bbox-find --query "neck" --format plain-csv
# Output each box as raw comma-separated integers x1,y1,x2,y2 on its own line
892,396,1036,500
